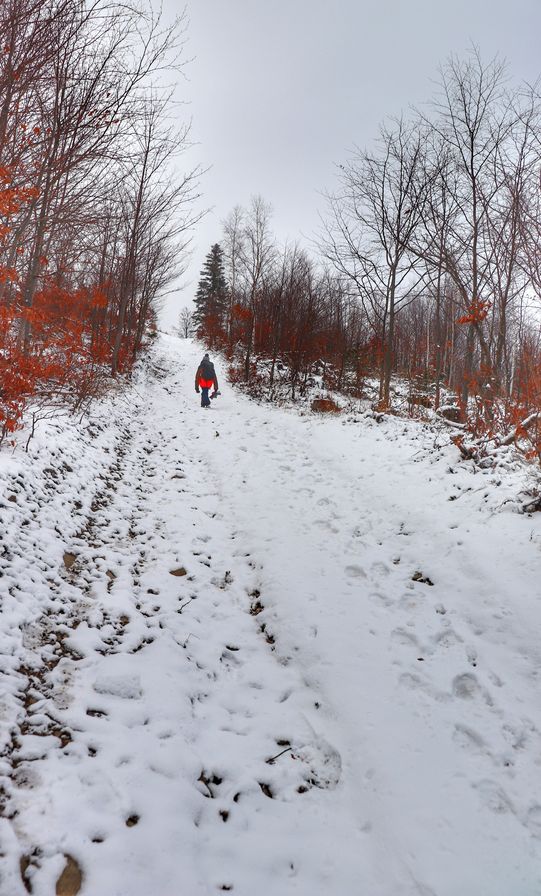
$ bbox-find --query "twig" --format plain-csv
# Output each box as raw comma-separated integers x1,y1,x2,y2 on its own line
266,746,292,764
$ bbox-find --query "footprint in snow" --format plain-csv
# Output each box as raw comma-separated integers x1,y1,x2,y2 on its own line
391,628,419,648
398,672,449,702
398,593,421,612
220,647,243,668
525,805,541,838
370,560,390,577
474,779,515,815
292,736,342,790
316,496,337,509
487,670,504,688
452,672,479,698
369,591,394,607
452,723,489,756
345,564,367,579
452,672,493,706
504,717,540,752
352,524,370,538
432,627,462,649
314,518,339,533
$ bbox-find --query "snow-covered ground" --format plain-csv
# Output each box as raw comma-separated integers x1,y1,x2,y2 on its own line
1,334,541,896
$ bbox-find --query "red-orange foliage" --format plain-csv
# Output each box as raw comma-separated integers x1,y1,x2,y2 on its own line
0,281,115,440
0,0,190,445
505,346,541,460
231,303,251,325
0,166,39,233
0,171,120,441
457,298,491,325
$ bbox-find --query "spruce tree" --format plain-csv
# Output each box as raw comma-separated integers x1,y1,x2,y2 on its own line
193,243,228,336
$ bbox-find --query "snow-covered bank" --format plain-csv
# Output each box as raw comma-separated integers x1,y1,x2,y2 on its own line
1,335,541,896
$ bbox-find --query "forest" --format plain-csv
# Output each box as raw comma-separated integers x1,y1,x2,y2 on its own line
2,1,541,465
192,51,541,461
0,0,198,443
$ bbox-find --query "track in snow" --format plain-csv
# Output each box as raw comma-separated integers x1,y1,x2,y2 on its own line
1,335,541,896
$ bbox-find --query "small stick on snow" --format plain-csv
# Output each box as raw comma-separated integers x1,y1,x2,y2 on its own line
266,747,293,764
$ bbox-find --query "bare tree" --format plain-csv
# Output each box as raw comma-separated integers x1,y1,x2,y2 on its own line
222,204,245,341
237,195,275,379
321,117,430,407
0,0,200,365
178,305,195,338
420,49,515,408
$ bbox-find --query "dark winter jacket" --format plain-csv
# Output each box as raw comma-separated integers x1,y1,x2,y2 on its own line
195,357,218,391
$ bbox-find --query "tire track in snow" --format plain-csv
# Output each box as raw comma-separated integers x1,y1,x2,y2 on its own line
1,346,350,896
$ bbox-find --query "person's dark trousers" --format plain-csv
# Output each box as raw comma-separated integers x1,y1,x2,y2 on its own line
201,387,210,407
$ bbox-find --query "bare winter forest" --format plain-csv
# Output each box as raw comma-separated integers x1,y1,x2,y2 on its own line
0,0,199,443
191,51,541,463
1,0,541,466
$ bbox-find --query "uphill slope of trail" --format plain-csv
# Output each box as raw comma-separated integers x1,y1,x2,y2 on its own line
0,333,540,896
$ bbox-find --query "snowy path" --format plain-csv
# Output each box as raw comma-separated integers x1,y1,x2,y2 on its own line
1,335,541,896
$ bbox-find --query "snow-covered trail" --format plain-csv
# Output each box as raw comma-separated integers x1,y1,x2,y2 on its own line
1,335,541,896
180,339,541,895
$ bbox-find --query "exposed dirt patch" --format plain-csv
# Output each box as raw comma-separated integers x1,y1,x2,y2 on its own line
63,552,78,570
20,854,34,893
56,855,83,895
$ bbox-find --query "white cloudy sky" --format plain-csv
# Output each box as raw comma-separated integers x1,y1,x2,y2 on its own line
159,0,541,327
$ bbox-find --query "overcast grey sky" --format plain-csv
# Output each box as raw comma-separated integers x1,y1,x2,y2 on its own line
160,0,541,326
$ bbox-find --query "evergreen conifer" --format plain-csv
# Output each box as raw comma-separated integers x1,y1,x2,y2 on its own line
193,244,228,337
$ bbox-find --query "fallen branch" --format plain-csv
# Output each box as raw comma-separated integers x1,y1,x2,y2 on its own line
437,415,466,430
522,493,541,513
498,412,540,447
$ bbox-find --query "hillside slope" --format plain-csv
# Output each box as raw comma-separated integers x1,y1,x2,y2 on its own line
1,335,540,896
